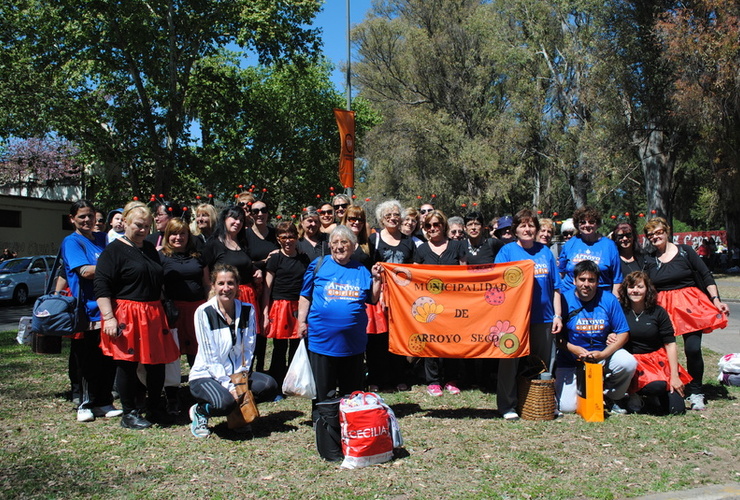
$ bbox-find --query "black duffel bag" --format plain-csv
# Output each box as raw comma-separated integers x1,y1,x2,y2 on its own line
313,391,343,462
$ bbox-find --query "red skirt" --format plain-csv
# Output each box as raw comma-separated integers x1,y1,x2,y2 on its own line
238,283,262,334
173,300,204,356
657,287,727,336
100,300,180,364
629,347,692,393
267,299,300,339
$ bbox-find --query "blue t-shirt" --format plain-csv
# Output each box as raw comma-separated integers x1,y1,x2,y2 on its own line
558,289,629,367
61,231,107,322
300,256,373,357
558,236,622,290
495,241,562,323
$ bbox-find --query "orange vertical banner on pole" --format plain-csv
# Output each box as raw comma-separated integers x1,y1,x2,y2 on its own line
334,108,355,189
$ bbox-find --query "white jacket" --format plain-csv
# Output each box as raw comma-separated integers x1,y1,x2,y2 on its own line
188,296,256,391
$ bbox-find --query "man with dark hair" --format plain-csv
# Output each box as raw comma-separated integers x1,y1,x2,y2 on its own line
556,260,637,414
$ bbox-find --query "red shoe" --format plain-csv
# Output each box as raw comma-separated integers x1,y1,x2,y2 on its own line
426,384,443,397
444,382,461,395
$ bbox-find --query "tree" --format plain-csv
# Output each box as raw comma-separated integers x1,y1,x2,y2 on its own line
0,137,81,190
658,0,740,243
0,0,322,199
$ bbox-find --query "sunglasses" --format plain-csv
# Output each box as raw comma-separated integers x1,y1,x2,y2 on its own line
318,210,333,216
579,219,597,225
424,222,442,229
237,201,251,208
420,208,433,214
450,229,465,235
617,233,633,239
278,235,296,241
251,207,268,215
333,203,349,210
646,228,666,239
347,217,365,223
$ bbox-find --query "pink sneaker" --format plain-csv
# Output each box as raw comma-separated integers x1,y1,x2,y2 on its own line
444,382,461,395
427,384,443,397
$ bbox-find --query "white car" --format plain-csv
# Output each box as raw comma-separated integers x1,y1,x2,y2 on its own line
0,255,56,305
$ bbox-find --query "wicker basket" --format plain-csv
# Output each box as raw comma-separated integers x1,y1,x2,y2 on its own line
517,377,556,421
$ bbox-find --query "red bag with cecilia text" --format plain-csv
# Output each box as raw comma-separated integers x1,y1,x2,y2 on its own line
339,391,401,469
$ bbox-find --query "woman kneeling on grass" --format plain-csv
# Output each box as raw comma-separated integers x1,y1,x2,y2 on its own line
618,271,691,415
188,264,278,438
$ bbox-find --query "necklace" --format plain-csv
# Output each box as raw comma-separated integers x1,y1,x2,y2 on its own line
632,309,645,322
122,235,145,254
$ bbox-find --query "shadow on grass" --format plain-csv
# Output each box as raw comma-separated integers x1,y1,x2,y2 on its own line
704,384,735,401
423,407,499,419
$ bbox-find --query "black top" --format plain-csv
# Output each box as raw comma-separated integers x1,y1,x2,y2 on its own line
370,232,415,264
95,239,163,301
465,237,504,265
623,305,675,354
246,227,279,270
413,239,467,265
202,238,254,285
645,244,716,291
619,252,645,278
265,251,311,301
160,252,207,302
351,246,373,270
297,234,328,260
145,231,165,248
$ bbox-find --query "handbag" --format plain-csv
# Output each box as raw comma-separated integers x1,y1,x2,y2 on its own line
282,339,317,399
31,249,84,337
339,391,401,469
226,371,260,428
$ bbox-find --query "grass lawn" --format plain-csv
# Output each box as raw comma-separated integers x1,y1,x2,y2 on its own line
1,331,738,499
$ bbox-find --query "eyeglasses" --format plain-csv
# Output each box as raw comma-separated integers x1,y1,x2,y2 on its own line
347,217,365,223
251,207,268,215
424,222,442,229
278,235,296,241
617,232,633,240
450,229,464,235
318,210,333,216
333,203,349,210
579,219,597,225
420,208,433,214
646,228,666,239
384,213,401,219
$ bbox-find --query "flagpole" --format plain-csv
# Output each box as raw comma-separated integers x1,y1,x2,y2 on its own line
345,0,353,199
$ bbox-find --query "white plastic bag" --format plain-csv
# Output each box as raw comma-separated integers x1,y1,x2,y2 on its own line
282,339,316,399
17,316,33,345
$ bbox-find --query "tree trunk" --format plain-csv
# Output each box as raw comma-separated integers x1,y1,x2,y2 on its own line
636,125,674,223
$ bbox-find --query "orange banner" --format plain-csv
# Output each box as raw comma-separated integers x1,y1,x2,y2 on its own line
380,261,534,358
333,108,355,188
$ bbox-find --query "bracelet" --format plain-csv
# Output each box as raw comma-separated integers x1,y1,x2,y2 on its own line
553,314,562,319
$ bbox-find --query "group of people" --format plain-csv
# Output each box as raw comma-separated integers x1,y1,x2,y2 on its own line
56,194,728,439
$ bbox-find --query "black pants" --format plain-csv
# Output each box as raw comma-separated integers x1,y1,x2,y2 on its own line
116,361,165,414
72,330,116,409
308,350,364,403
366,332,408,388
425,357,462,386
639,381,686,415
683,332,703,396
190,373,278,417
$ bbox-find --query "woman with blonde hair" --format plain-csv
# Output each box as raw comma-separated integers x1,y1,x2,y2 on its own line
644,217,729,410
95,204,180,429
192,203,217,248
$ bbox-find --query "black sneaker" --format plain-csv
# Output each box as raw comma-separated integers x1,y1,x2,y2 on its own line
120,410,153,430
147,408,175,426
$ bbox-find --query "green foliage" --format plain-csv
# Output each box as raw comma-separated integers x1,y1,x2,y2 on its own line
0,0,323,200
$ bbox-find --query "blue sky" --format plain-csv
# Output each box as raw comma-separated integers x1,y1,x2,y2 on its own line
312,0,374,91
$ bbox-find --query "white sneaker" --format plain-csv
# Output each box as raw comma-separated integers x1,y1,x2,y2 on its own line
92,405,124,418
503,411,520,421
77,408,95,422
688,393,706,411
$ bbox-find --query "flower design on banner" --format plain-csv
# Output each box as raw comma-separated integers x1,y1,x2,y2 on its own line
411,296,444,323
489,320,516,336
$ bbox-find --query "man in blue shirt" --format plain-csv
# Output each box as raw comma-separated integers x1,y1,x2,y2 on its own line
556,260,637,413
